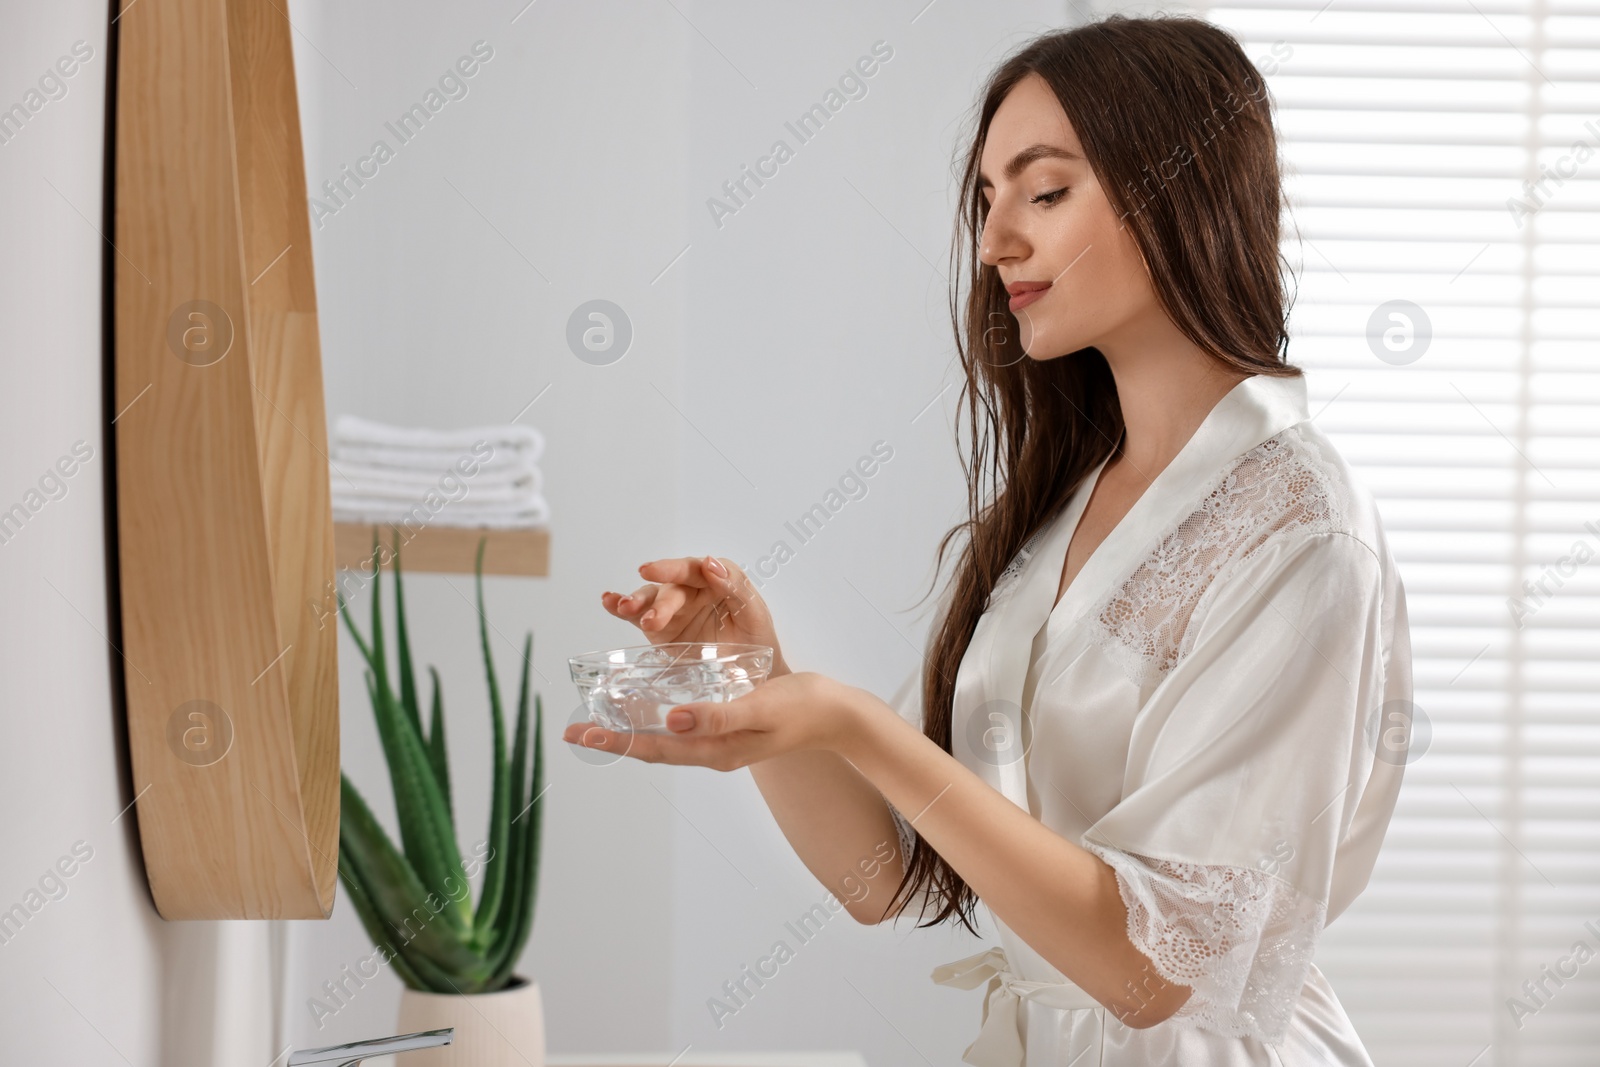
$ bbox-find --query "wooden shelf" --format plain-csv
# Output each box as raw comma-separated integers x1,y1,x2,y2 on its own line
334,522,550,576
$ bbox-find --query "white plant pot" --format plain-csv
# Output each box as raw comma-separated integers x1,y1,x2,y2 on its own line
394,976,545,1067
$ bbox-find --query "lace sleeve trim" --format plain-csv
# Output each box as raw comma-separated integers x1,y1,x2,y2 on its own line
1092,426,1348,688
1082,838,1326,1043
884,802,941,921
889,803,918,870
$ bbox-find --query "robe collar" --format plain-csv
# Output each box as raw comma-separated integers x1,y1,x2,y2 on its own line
952,372,1312,805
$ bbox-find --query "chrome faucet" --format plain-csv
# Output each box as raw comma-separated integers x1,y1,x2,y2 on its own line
288,1027,454,1067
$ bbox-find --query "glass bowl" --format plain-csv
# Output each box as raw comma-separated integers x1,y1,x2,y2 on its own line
568,642,774,733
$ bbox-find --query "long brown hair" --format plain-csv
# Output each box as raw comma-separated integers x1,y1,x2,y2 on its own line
885,14,1302,932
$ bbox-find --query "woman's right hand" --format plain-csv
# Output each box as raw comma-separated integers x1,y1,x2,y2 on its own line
601,555,790,676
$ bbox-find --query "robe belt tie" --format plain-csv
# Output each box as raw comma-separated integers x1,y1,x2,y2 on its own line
931,946,1104,1067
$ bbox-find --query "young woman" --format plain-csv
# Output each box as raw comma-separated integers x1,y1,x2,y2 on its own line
564,15,1411,1066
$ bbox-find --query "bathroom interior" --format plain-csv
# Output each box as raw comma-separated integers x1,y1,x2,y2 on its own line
2,0,1597,1064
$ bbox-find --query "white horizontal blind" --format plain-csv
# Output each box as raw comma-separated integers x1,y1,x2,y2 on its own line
1193,2,1600,1063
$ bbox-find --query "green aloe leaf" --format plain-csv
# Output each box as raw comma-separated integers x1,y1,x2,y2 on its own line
360,552,471,933
337,592,374,668
338,774,490,986
473,538,513,936
339,530,543,994
341,835,482,994
482,631,531,951
337,841,428,990
360,667,471,934
390,530,426,743
426,666,452,821
345,532,451,823
490,689,543,985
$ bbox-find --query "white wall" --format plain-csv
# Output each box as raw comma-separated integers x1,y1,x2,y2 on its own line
0,4,170,1064
288,1,1087,1063
0,0,1084,1061
284,0,689,1053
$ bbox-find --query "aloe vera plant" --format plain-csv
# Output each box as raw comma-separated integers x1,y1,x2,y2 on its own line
336,531,544,994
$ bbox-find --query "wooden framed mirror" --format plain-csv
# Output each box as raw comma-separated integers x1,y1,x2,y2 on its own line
112,0,338,919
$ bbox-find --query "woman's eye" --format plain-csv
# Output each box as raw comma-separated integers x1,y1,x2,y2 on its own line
1029,187,1068,206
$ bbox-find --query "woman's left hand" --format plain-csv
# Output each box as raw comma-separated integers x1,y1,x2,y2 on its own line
561,671,865,770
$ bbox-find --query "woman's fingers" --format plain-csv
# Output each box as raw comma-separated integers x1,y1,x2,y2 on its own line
638,556,718,589
622,582,659,608
561,722,763,770
599,590,631,618
665,688,771,738
604,583,659,620
563,684,773,757
707,558,754,621
563,722,637,757
641,583,690,631
633,557,761,611
635,557,701,589
661,556,760,622
603,556,772,649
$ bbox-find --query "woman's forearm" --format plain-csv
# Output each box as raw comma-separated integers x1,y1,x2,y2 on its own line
834,686,1192,1028
743,661,907,923
747,749,906,923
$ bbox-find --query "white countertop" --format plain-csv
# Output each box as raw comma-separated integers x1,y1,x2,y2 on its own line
546,1054,868,1067
365,1050,867,1067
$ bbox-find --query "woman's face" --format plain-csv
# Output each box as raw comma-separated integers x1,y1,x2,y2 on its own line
977,73,1156,361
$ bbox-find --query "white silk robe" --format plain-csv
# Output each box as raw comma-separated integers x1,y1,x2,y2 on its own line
887,372,1412,1066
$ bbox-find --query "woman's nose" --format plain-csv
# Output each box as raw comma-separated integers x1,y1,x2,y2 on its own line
978,205,1027,267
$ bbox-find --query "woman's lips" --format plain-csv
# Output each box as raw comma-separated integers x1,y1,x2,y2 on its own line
1008,284,1051,312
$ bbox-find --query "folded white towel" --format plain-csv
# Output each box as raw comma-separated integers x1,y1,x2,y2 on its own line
331,415,544,466
327,415,551,530
333,480,541,508
330,460,542,495
332,496,551,529
332,443,536,474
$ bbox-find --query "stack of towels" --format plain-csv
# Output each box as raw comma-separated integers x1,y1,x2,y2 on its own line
328,415,550,529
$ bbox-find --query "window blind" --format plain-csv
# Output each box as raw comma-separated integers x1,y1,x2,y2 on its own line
1191,1,1600,1063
